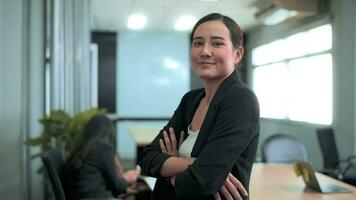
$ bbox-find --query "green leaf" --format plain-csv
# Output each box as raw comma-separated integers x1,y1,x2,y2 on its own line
24,137,50,146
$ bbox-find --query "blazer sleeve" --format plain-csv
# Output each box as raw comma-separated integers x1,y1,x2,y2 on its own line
97,145,130,196
174,89,259,198
139,92,190,177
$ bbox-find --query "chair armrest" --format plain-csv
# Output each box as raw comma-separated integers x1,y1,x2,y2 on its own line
341,157,356,177
346,155,356,162
318,168,338,177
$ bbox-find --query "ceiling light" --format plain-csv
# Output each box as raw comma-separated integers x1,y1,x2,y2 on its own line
262,8,298,26
174,16,197,31
127,14,147,30
253,0,318,26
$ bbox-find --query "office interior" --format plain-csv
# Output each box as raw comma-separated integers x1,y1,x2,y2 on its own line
1,0,356,199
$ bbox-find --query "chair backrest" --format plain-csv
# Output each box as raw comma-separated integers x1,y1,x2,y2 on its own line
41,148,66,200
316,127,340,170
261,133,308,163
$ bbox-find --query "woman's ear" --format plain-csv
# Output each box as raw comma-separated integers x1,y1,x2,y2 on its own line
233,46,244,65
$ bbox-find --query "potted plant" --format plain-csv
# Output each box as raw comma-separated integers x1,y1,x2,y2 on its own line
25,107,107,159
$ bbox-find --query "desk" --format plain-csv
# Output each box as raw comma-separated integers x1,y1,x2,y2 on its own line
129,127,160,163
250,163,356,200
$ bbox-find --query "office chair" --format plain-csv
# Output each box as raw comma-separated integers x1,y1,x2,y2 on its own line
261,133,308,163
41,148,66,200
316,127,356,186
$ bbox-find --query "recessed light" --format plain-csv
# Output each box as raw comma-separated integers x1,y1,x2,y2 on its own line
174,16,197,31
127,14,147,30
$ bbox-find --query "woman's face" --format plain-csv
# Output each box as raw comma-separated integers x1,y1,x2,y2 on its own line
191,20,242,81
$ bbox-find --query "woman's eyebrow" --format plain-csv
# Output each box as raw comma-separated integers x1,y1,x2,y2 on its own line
211,36,225,40
192,36,204,41
192,36,226,41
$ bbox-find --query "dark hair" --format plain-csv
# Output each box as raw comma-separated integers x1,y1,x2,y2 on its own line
67,114,115,168
190,13,244,49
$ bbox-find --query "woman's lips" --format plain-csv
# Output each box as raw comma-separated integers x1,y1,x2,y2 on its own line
198,61,215,65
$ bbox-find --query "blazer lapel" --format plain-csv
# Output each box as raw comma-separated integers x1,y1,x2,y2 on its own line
191,71,239,156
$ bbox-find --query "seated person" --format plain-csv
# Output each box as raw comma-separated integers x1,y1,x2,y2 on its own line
64,115,139,200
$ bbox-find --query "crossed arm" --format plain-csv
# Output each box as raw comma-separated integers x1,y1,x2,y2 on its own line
158,127,248,200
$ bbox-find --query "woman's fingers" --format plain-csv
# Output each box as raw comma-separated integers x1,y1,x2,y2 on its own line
229,173,248,196
214,192,221,200
220,185,233,200
160,127,184,156
159,139,167,153
224,177,242,200
163,130,172,152
169,127,177,153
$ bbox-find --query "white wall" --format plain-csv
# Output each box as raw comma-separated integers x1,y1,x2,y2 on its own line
116,31,190,159
0,0,25,199
331,0,356,156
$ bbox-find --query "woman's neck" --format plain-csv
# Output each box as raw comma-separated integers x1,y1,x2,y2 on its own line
203,78,224,104
203,71,234,104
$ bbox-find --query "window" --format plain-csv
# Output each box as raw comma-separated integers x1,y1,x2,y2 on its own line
252,24,332,125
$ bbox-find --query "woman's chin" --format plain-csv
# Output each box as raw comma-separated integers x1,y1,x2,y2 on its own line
196,72,212,79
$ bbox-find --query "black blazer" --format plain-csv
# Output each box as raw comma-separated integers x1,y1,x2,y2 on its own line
139,71,260,200
65,144,129,199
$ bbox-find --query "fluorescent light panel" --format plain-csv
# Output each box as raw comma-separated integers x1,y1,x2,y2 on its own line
127,14,147,30
263,8,298,26
174,16,197,31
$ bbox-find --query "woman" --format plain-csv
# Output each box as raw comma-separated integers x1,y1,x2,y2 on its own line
65,115,139,199
139,13,260,200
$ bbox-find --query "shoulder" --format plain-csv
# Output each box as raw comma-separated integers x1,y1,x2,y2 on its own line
228,79,258,104
93,144,115,157
218,79,259,116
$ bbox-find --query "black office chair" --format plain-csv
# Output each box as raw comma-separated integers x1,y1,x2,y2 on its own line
261,133,308,163
316,127,356,186
41,148,66,200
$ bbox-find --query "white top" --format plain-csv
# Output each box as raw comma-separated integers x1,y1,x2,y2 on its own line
179,125,199,158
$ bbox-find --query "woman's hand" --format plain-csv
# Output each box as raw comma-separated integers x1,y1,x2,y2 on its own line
159,127,184,156
126,184,138,194
123,166,141,184
118,184,138,199
214,173,248,200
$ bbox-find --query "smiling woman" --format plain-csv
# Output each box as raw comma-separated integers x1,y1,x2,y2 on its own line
190,20,244,81
139,13,260,200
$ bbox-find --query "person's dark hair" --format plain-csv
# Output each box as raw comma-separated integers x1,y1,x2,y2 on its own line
190,13,244,49
67,114,115,168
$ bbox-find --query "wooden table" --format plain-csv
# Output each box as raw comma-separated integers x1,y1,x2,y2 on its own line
250,163,356,200
129,127,160,163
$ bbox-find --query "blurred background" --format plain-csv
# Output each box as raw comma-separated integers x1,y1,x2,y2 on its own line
1,0,356,199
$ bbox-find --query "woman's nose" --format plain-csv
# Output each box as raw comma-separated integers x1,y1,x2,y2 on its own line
200,44,212,57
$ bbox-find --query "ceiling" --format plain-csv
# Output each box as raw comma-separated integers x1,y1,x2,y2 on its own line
90,0,261,32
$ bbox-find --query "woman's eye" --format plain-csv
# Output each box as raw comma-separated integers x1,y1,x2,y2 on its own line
193,41,203,47
213,42,224,47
